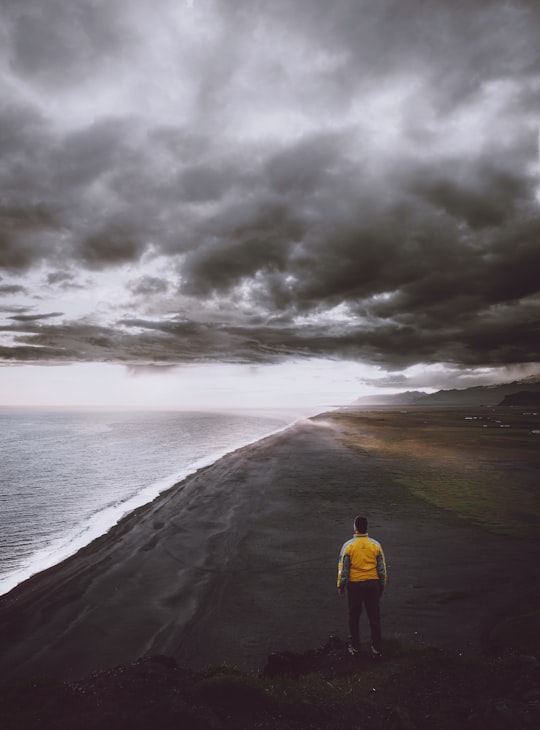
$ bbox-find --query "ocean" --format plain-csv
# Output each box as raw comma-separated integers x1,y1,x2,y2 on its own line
0,407,313,596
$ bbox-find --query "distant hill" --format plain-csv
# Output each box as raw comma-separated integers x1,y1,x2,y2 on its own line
355,375,540,407
352,391,427,405
500,391,540,406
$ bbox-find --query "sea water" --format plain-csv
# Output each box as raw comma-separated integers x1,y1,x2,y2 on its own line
0,407,312,596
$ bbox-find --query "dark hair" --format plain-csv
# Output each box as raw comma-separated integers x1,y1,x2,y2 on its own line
354,515,368,533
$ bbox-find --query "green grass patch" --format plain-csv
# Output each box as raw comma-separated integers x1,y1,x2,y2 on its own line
333,408,540,539
391,470,538,538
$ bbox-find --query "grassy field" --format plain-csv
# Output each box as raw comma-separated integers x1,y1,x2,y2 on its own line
327,406,540,539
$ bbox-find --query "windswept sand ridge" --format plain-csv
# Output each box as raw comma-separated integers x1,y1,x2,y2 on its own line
0,410,538,681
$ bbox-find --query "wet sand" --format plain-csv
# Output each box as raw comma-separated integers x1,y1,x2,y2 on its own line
1,408,539,681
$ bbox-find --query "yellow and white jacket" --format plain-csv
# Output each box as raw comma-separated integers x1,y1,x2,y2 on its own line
337,533,387,588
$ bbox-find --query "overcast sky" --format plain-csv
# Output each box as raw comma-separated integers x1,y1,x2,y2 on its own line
1,0,539,408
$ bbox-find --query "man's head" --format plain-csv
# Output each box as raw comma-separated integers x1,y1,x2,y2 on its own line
354,515,368,534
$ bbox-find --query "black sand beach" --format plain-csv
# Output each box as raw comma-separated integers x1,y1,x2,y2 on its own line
1,407,539,682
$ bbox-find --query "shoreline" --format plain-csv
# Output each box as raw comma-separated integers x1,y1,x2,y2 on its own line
1,407,538,681
0,409,318,598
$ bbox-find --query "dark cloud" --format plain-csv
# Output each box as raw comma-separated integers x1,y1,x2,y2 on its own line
50,119,136,191
127,276,170,296
0,344,76,361
0,284,27,295
0,203,60,270
409,162,533,230
79,226,148,269
6,0,128,89
46,271,78,286
8,312,63,322
181,202,303,297
0,0,539,380
177,162,233,204
1,304,538,371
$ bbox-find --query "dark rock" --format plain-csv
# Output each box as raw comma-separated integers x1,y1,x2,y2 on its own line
262,634,349,678
2,640,540,730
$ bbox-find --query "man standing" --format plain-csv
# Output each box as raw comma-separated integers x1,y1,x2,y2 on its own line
337,515,387,658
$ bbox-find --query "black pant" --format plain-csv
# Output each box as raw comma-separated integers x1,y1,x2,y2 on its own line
347,580,382,651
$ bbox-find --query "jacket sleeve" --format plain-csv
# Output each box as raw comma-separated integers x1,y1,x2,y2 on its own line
377,547,387,587
337,550,350,589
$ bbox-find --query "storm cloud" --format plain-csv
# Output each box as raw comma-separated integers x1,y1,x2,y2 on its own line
0,0,539,382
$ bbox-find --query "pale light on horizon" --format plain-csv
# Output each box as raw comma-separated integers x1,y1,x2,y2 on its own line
0,359,390,412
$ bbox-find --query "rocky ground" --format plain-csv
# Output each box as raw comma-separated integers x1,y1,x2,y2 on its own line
2,636,539,730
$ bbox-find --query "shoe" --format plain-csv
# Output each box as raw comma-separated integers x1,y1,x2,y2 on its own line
348,644,359,657
371,645,382,660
